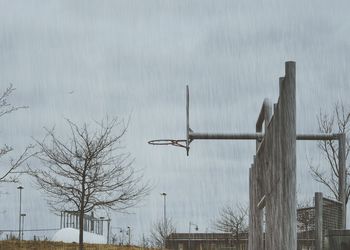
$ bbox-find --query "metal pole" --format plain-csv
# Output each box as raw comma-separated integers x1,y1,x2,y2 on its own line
188,222,198,250
128,226,131,245
188,222,191,250
190,132,263,141
190,132,338,141
161,192,167,249
22,215,24,240
164,195,167,235
17,186,23,240
21,214,26,241
107,219,110,244
338,133,347,228
315,192,323,250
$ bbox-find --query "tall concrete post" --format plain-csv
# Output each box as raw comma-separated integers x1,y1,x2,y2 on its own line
315,192,323,250
338,133,347,229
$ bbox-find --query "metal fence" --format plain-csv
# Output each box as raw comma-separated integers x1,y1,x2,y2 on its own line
296,196,343,250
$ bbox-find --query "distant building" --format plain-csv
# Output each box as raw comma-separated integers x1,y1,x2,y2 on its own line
166,196,343,250
166,232,248,250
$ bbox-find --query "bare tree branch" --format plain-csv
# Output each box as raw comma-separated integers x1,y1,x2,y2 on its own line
150,217,176,248
214,203,248,248
0,83,28,118
28,117,150,250
0,84,33,183
309,102,350,205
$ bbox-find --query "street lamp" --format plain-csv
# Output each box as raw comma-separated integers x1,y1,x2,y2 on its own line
112,227,124,245
21,213,26,240
126,226,131,246
161,192,167,249
188,221,198,250
17,186,23,240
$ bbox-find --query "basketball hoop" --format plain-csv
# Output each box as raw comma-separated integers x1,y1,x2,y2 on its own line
148,139,187,148
148,85,193,156
148,139,190,155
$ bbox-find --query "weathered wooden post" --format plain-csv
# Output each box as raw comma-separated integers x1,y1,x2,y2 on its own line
250,61,296,250
315,192,323,250
248,160,264,250
280,61,296,249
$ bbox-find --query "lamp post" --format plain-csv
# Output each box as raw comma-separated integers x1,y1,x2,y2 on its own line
127,226,131,246
161,192,167,249
112,227,124,245
21,213,26,240
188,222,198,250
17,186,23,240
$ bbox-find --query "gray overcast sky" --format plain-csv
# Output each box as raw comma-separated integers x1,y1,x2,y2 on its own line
0,0,350,243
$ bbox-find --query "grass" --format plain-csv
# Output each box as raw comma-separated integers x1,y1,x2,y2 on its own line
0,240,159,250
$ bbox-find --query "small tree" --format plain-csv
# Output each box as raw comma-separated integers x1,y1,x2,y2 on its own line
214,204,248,249
297,200,314,232
309,102,350,204
30,118,149,250
297,199,314,250
150,217,176,248
0,83,33,183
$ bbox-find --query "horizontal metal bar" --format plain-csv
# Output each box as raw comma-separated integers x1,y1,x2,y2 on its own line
189,132,339,141
296,133,339,140
189,132,263,140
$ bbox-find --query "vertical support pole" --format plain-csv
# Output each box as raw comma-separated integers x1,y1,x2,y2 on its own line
18,188,22,240
315,192,323,250
60,212,62,229
338,133,346,229
76,214,78,229
107,220,110,244
280,61,296,249
248,160,263,250
249,166,253,250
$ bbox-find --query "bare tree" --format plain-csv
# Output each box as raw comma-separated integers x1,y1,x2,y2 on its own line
297,199,314,233
0,83,33,183
309,102,350,204
214,204,248,249
139,234,152,249
29,118,149,250
296,199,314,250
150,217,176,248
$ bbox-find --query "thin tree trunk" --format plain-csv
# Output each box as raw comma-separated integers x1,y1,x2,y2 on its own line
79,177,86,250
79,204,84,250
